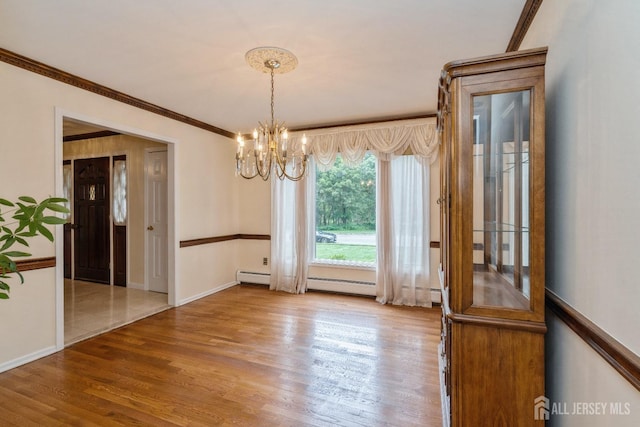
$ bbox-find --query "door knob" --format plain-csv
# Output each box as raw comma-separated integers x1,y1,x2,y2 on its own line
147,225,154,231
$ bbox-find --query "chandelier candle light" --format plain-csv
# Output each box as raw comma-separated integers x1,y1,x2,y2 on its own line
236,47,308,181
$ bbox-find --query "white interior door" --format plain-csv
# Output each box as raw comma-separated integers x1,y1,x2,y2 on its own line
146,150,168,293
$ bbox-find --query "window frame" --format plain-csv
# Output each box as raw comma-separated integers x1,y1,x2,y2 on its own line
309,153,377,269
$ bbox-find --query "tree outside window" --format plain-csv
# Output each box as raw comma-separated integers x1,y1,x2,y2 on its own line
314,152,376,264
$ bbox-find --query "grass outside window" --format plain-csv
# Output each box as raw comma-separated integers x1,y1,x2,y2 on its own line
315,242,376,263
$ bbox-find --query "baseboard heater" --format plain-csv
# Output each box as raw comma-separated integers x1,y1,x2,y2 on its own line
236,271,441,302
236,271,270,285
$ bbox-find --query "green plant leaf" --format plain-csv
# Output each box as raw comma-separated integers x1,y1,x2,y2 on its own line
41,216,68,225
18,196,37,204
0,255,17,272
17,205,35,217
44,203,70,213
0,196,64,301
14,223,27,234
2,251,31,258
36,223,54,242
45,197,68,204
0,237,15,252
35,203,47,217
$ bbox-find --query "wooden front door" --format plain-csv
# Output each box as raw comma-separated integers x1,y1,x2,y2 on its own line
74,157,110,284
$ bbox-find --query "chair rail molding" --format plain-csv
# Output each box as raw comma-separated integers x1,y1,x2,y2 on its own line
546,289,640,392
180,234,270,248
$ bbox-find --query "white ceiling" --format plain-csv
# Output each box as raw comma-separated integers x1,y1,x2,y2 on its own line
1,0,526,134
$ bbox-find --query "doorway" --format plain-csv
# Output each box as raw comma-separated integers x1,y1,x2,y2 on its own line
56,111,178,349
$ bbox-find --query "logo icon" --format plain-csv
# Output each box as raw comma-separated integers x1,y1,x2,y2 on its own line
534,395,550,420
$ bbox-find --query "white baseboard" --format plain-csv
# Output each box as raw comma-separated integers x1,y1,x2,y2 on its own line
127,282,145,290
431,290,442,304
178,280,238,306
236,270,442,302
237,271,377,296
0,345,57,374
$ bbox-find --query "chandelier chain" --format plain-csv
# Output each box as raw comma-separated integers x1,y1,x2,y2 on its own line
270,67,275,128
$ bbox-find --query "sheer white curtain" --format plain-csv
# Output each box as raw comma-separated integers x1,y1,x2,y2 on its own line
376,155,431,307
270,174,312,294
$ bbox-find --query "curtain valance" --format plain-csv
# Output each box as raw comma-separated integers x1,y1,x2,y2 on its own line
290,118,438,169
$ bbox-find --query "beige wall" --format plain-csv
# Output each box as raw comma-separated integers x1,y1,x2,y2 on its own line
522,0,640,424
0,60,240,369
236,178,271,274
63,134,166,286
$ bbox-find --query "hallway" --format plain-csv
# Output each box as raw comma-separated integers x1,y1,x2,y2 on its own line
64,279,170,345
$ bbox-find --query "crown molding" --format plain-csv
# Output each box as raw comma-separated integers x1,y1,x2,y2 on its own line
0,47,235,139
290,113,436,133
506,0,544,52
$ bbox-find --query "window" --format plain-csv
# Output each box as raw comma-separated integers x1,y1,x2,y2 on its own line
62,162,72,222
113,158,127,225
313,152,376,265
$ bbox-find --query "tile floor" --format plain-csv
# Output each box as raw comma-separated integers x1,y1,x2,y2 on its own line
64,279,170,346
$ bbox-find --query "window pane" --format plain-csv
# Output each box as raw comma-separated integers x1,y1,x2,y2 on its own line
314,152,376,264
113,159,127,225
62,163,72,221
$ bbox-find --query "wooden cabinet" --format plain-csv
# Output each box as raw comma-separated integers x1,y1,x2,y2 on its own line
437,47,547,426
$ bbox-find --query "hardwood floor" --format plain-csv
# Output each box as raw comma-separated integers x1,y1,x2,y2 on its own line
0,284,443,426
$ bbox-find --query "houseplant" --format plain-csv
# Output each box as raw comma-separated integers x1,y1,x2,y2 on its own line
0,196,69,299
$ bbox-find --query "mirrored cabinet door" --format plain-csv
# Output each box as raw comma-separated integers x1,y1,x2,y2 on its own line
472,89,532,310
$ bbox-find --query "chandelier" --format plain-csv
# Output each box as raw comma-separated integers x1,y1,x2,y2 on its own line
236,47,308,181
